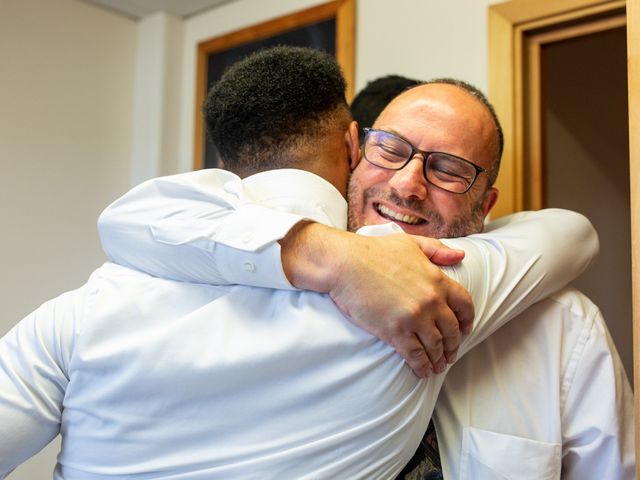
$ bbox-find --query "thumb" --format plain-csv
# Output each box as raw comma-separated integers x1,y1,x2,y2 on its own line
411,236,465,266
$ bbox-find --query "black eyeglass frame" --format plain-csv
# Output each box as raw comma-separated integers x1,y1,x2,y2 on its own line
362,128,488,194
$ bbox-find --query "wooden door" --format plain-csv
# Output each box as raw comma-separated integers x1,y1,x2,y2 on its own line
489,0,639,473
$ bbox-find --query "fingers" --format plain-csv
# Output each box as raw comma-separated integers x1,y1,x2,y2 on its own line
446,279,475,336
395,308,460,378
419,301,460,370
391,335,435,378
430,246,465,266
443,347,458,365
433,307,460,366
411,235,465,266
325,233,474,379
392,264,470,374
438,278,474,366
417,276,472,369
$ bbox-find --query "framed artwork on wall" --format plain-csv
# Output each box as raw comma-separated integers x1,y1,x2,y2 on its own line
194,0,356,169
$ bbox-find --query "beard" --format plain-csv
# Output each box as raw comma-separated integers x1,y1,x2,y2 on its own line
347,175,485,238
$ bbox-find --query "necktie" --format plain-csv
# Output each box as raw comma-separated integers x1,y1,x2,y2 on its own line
396,420,443,480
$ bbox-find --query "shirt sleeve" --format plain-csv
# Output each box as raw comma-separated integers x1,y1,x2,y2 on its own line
561,306,635,479
440,209,599,356
99,172,599,356
98,170,308,290
0,285,86,476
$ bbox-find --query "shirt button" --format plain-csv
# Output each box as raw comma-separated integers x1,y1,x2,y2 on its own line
243,261,256,273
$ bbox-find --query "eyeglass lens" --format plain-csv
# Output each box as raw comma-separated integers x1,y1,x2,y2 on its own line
364,130,479,194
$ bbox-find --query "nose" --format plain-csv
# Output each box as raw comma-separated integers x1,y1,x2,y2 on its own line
387,155,428,200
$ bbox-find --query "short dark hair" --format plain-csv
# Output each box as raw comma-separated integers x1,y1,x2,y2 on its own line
203,46,350,177
424,78,504,185
350,75,420,143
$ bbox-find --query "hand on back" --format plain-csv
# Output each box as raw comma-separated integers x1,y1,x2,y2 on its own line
280,222,474,378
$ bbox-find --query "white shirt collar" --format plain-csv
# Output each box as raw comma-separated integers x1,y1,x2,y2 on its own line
242,169,348,229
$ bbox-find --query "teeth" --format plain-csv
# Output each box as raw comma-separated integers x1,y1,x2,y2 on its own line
377,204,421,224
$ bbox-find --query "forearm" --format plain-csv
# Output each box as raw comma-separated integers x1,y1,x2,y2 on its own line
279,221,339,292
279,222,395,294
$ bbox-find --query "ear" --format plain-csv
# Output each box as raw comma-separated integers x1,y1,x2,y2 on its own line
481,186,499,217
345,120,361,170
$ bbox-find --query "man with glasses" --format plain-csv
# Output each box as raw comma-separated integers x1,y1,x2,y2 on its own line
96,70,634,478
355,76,634,478
96,60,633,477
362,127,488,195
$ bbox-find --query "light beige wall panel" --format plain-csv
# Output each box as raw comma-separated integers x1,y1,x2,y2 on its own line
0,0,136,476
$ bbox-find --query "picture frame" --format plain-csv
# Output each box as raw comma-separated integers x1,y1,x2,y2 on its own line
193,0,356,169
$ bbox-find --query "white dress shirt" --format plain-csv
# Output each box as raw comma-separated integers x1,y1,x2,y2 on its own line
1,169,600,479
436,287,635,479
98,169,635,479
98,169,636,478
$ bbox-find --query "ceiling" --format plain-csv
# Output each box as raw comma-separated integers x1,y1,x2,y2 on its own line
80,0,238,20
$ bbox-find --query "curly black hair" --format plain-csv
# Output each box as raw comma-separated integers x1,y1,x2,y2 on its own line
204,46,350,176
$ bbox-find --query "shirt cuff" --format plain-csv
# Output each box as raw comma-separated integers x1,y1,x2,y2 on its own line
214,204,312,289
150,204,326,289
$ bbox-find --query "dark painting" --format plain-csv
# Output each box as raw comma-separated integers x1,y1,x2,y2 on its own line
203,19,336,169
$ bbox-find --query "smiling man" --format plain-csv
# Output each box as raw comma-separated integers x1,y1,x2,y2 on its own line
347,82,499,238
96,72,633,478
353,76,634,478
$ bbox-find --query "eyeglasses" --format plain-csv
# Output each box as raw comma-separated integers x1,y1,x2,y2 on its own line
362,128,487,194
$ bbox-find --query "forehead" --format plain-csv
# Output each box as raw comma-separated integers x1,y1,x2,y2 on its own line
373,84,496,168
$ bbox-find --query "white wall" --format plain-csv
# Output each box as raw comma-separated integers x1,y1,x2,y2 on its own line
356,0,497,92
146,0,499,176
1,0,500,476
130,12,183,185
0,0,136,477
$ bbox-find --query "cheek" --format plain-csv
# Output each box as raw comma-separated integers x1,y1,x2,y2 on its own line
348,164,389,228
444,194,484,227
347,168,367,212
442,183,481,208
351,162,391,195
432,193,461,216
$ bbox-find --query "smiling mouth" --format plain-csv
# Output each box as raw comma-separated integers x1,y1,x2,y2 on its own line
375,203,425,225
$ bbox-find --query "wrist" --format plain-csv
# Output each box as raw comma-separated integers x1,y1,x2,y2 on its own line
279,221,348,293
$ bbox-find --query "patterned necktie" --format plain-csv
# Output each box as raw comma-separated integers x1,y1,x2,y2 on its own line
396,420,443,480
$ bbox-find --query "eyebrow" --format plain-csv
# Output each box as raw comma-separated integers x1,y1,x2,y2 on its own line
372,127,411,144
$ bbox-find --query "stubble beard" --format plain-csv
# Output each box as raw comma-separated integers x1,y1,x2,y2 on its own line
346,175,485,238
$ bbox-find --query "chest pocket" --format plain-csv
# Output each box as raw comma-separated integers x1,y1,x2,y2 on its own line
459,427,561,480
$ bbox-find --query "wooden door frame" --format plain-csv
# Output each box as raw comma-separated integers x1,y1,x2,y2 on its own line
524,13,626,209
489,0,638,474
628,0,640,474
488,0,626,216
